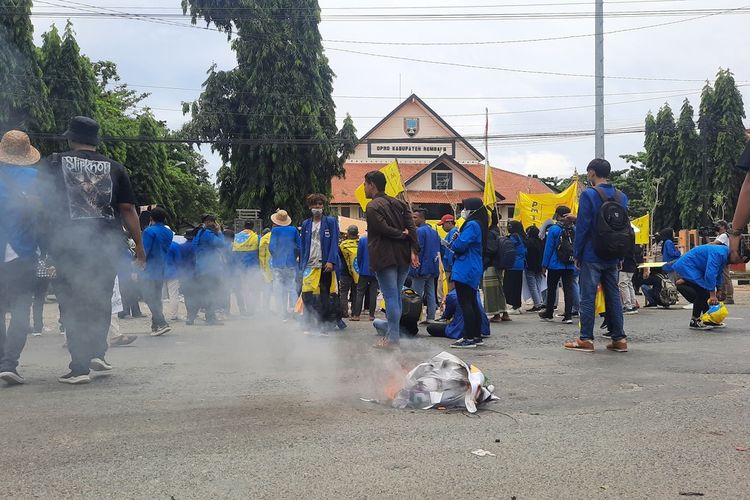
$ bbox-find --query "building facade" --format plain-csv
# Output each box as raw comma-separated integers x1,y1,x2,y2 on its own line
331,94,553,222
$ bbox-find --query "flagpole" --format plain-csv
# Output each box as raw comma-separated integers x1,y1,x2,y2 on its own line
484,108,501,223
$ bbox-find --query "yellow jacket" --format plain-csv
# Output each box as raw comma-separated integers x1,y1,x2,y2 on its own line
259,232,273,283
339,238,360,283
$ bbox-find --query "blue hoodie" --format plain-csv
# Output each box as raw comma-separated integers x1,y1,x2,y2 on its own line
510,233,527,271
410,223,442,277
164,241,182,280
663,244,729,291
356,236,373,277
662,239,681,262
193,227,225,276
142,222,174,281
543,224,575,270
441,289,490,339
269,226,300,269
574,184,629,265
450,220,483,289
0,164,39,260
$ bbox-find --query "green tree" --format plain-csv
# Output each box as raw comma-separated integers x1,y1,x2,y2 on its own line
39,22,98,152
182,0,347,222
125,113,173,212
676,99,702,229
698,82,719,219
0,0,53,133
336,113,358,166
645,104,681,231
710,69,747,219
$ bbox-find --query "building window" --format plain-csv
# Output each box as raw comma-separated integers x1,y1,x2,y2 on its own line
431,172,453,190
341,207,351,218
358,207,365,219
507,206,515,219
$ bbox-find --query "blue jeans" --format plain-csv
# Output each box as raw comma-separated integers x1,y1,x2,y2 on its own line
375,265,410,343
579,261,625,341
525,270,545,307
410,275,437,320
571,274,580,313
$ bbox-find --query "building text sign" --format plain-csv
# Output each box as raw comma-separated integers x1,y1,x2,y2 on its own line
367,140,456,159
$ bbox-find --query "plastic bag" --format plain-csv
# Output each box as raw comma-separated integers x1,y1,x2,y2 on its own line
701,302,728,325
595,284,606,315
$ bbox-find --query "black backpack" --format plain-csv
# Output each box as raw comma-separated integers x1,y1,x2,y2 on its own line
484,230,500,270
493,236,518,270
556,224,575,264
592,187,634,260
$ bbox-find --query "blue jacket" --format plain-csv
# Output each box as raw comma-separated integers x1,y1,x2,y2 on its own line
0,165,39,260
543,224,575,271
663,244,729,291
441,227,458,271
410,224,442,277
662,239,681,262
269,226,300,269
357,236,373,277
178,240,196,279
574,184,629,265
299,216,339,270
142,222,174,281
441,289,490,339
450,220,483,289
510,234,527,271
233,230,260,268
165,241,182,280
193,227,225,276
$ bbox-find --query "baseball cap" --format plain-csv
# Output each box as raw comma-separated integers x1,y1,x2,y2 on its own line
438,214,456,226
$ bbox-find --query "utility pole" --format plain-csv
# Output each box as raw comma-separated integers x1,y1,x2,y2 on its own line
595,0,605,159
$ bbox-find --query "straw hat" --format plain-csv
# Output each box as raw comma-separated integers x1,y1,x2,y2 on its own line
0,130,41,166
271,209,292,227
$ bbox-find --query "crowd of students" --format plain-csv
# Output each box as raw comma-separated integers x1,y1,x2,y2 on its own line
1,118,749,386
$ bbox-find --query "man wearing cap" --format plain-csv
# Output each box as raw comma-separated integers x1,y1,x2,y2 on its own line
42,116,145,384
0,131,43,385
338,225,360,318
712,220,734,304
269,209,300,319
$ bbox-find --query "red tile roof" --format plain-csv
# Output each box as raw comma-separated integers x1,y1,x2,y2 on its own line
331,162,552,205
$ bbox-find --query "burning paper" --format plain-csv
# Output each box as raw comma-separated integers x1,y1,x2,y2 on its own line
391,352,498,413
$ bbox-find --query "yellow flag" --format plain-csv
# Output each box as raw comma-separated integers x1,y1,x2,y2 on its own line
483,163,497,208
354,160,404,211
513,181,579,229
631,213,650,245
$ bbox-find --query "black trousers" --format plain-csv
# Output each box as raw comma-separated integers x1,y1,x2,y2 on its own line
339,274,356,317
353,275,379,318
503,270,524,309
0,258,36,372
455,281,481,340
142,279,167,328
426,323,448,337
32,277,50,332
302,270,333,330
182,278,199,321
54,249,118,375
545,268,575,318
676,282,711,319
195,274,221,321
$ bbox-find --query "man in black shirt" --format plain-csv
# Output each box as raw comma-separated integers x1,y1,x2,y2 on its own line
44,116,145,384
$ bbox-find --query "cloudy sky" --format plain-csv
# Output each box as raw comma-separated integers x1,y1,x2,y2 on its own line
30,0,750,180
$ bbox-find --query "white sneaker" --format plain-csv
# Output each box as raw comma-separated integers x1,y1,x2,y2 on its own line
508,308,523,315
31,331,42,337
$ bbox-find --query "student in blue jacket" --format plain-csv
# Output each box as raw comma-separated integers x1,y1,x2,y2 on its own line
660,228,682,262
540,206,576,324
141,207,174,336
503,220,527,314
299,193,340,334
427,288,490,339
193,215,226,325
352,235,379,321
663,243,748,330
448,197,487,349
408,208,442,322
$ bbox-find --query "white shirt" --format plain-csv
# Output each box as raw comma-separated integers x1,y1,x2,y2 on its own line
716,233,729,246
307,221,323,268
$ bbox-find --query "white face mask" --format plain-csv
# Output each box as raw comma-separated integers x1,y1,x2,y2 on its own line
311,208,323,217
460,209,471,219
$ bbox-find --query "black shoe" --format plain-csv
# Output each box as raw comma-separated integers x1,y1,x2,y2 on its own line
571,311,579,317
601,330,613,338
58,372,91,385
0,370,25,386
562,317,573,324
90,358,113,372
539,311,554,322
474,338,484,346
117,312,127,319
689,319,713,330
151,324,172,337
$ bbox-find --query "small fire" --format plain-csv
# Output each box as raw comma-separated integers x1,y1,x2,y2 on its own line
383,367,410,400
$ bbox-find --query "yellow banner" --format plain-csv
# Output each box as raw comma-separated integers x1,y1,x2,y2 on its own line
512,181,579,229
355,161,405,211
483,164,497,208
632,213,650,245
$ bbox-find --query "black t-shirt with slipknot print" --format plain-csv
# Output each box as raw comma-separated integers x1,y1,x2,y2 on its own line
43,150,136,251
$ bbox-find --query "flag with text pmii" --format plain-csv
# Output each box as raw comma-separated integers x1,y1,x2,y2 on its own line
355,161,405,211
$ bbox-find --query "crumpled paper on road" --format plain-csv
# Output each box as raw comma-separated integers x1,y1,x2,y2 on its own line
392,351,498,413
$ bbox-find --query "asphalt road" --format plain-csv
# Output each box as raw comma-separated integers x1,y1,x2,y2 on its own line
2,296,749,499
